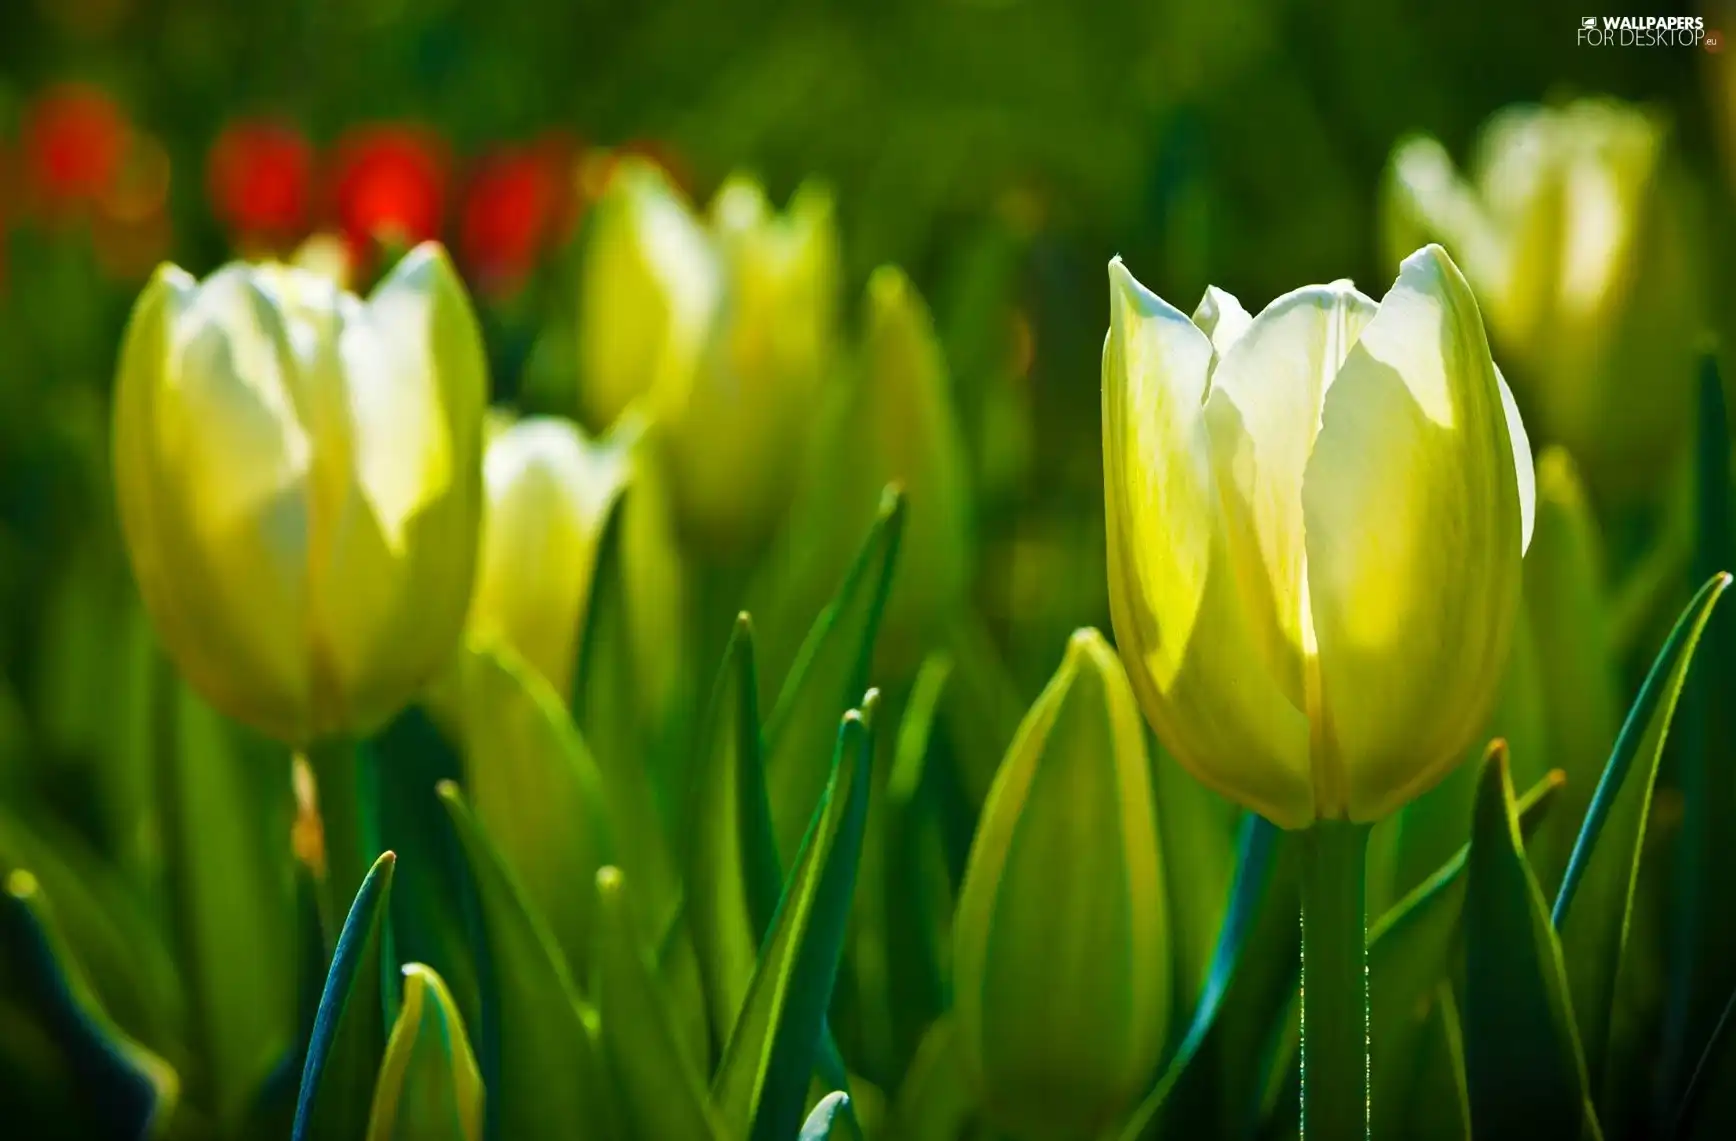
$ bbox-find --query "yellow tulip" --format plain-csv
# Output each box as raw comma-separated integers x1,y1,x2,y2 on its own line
112,243,487,745
466,415,628,701
1383,99,1702,494
575,158,719,434
953,628,1169,1140
662,175,839,555
1102,244,1535,829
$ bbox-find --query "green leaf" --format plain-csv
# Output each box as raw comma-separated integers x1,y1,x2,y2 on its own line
684,613,783,1061
883,1016,976,1141
763,489,903,864
0,868,179,1139
437,782,608,1141
451,642,612,980
366,964,483,1141
0,793,183,1065
571,474,686,938
881,653,954,1076
799,1091,862,1140
713,702,877,1141
293,852,397,1141
594,866,727,1141
1369,764,1562,1139
1675,974,1736,1139
1464,746,1599,1141
368,708,484,1088
160,678,300,1128
1153,741,1240,1041
1665,356,1736,1106
1404,983,1471,1141
1118,814,1293,1141
1552,571,1732,1098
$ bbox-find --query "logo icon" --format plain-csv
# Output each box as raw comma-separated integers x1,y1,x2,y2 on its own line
1581,16,1598,30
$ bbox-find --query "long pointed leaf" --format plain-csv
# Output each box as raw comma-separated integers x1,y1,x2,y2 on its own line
1465,746,1600,1140
763,490,903,863
438,783,607,1141
293,852,396,1141
1370,765,1563,1137
0,868,179,1139
1553,572,1731,1096
684,614,783,1059
595,866,727,1141
712,703,876,1141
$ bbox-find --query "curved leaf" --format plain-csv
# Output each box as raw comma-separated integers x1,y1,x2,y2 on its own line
438,783,608,1141
366,964,483,1141
684,614,782,1059
0,868,179,1139
594,866,726,1141
293,852,397,1141
763,489,903,864
1552,572,1731,1097
713,702,877,1141
1370,764,1562,1137
453,642,612,980
1465,745,1599,1141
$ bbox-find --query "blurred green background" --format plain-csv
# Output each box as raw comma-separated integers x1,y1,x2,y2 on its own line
1,0,1725,708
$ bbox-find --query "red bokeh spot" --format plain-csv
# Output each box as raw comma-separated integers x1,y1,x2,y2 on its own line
459,134,578,292
328,125,448,251
208,119,313,246
21,83,128,212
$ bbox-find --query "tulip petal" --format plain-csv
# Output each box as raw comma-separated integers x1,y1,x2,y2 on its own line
115,265,316,740
1203,280,1378,701
1303,245,1525,821
319,245,488,732
468,418,626,698
1190,286,1252,357
1102,258,1312,828
1497,367,1536,553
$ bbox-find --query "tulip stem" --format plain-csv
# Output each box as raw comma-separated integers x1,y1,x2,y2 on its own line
1299,819,1372,1140
304,736,374,952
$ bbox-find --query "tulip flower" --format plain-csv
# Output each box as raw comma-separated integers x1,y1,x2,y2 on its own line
112,243,487,746
1103,244,1535,831
459,137,577,293
1383,100,1701,495
953,628,1169,1141
574,157,718,434
661,176,839,554
467,415,628,700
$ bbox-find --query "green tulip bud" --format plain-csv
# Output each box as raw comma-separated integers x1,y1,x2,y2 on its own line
575,158,719,434
788,266,970,670
953,628,1170,1140
1383,99,1703,496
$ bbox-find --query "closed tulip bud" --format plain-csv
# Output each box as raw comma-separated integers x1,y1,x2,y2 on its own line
1103,245,1536,829
954,628,1169,1140
466,415,628,700
575,157,719,433
662,175,839,555
113,243,487,745
1383,100,1702,495
792,266,969,667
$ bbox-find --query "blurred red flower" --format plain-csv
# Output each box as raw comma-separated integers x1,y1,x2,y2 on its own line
459,134,578,293
328,125,448,253
20,83,128,214
208,119,313,247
